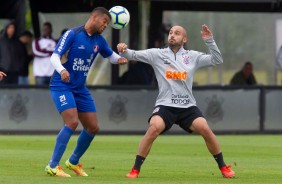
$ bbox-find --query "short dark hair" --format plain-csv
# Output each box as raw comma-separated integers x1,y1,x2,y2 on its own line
244,61,253,66
19,30,33,37
43,22,52,29
92,7,111,20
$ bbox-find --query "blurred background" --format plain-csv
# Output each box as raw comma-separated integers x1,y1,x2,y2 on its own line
1,0,282,85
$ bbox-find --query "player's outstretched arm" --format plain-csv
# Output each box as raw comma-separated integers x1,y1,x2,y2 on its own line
0,71,7,81
107,51,128,65
116,43,129,64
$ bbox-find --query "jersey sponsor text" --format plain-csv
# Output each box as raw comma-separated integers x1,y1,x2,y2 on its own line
58,30,71,52
165,70,187,80
73,58,91,72
171,93,191,105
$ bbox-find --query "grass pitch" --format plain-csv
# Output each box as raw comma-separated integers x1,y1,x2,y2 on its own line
0,135,282,184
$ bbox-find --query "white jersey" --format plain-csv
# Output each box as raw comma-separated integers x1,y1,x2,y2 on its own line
121,37,223,108
32,37,56,77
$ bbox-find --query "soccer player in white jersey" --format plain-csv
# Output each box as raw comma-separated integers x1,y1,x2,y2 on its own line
118,25,235,179
45,7,128,177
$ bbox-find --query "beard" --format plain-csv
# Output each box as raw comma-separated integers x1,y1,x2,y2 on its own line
169,41,182,49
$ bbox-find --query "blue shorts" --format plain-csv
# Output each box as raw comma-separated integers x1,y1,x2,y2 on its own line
50,87,96,113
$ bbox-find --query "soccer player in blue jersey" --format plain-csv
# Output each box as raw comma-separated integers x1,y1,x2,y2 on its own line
45,7,128,177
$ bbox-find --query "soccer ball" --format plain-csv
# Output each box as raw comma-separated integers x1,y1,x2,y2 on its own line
109,6,130,29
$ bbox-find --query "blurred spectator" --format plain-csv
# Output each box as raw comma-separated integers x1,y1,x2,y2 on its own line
32,22,56,85
56,28,68,42
230,61,257,85
0,20,24,84
276,45,282,84
18,30,33,85
118,61,154,85
276,45,282,70
0,71,7,81
118,27,170,86
61,28,68,36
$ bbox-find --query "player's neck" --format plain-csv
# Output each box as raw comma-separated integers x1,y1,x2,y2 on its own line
84,20,97,36
169,45,182,54
85,26,94,36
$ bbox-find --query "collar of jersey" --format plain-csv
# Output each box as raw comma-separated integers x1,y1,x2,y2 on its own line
167,46,185,54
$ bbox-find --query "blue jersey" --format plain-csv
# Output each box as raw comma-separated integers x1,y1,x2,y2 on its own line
50,25,113,89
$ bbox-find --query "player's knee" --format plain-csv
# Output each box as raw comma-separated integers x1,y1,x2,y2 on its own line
199,125,214,137
147,125,161,138
87,125,99,134
65,120,79,130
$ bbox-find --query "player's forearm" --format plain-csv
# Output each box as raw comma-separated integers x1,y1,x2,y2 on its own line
50,53,66,73
120,49,133,60
204,38,223,64
120,49,151,64
108,52,121,64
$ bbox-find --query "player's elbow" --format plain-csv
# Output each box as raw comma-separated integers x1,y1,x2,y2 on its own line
212,56,223,65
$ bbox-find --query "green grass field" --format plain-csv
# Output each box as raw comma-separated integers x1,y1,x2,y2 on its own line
0,135,282,184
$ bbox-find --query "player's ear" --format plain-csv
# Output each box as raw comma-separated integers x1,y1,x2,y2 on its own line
183,37,188,43
91,12,98,21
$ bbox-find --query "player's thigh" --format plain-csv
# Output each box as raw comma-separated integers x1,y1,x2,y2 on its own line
149,106,177,134
149,115,166,134
74,87,96,113
178,106,204,133
78,112,99,133
61,108,79,129
189,117,211,135
50,90,79,129
74,90,97,132
50,89,77,113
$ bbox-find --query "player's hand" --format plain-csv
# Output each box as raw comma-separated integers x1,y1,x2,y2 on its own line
60,69,70,82
0,71,7,81
117,43,127,53
118,57,128,65
201,24,213,40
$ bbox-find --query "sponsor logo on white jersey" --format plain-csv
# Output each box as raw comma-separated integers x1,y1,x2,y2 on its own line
182,53,190,64
162,57,171,64
165,70,187,80
170,94,191,104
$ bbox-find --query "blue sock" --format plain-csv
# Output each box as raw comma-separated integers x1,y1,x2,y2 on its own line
49,126,74,168
69,129,95,165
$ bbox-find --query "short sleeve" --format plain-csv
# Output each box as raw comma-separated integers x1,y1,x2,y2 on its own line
99,36,113,58
54,30,74,56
